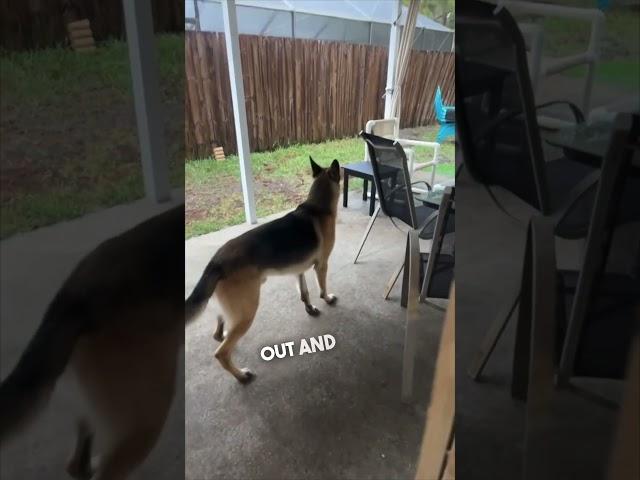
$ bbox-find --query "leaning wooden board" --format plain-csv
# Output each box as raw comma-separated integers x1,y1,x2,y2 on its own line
415,284,455,480
607,331,639,480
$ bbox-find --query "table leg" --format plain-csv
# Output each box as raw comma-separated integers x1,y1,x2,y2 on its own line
342,171,349,208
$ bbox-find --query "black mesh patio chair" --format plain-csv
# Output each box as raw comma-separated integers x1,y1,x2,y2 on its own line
355,132,455,302
354,131,454,259
456,0,626,380
511,115,640,478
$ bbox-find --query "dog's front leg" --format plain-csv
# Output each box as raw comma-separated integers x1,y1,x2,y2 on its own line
297,273,320,316
314,262,337,305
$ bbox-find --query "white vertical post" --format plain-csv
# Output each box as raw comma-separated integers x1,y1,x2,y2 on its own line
384,0,402,118
193,0,201,31
221,0,257,224
122,0,171,203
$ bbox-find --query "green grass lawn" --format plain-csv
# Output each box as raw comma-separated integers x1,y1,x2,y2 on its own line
0,35,184,239
564,59,640,90
185,127,455,239
520,2,639,90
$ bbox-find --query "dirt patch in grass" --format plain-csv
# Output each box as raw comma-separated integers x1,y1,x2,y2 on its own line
185,172,311,238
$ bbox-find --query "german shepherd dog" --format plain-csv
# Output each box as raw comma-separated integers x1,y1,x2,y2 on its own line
0,205,184,480
185,157,341,384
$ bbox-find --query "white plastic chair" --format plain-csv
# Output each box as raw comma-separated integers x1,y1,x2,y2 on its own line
499,0,605,126
364,118,440,188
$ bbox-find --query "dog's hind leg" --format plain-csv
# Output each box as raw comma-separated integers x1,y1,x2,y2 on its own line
314,262,337,305
66,418,95,480
214,274,260,383
213,315,225,342
297,273,320,316
71,308,181,480
92,423,166,480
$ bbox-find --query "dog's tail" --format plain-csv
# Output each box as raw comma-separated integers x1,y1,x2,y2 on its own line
0,293,84,445
185,260,223,323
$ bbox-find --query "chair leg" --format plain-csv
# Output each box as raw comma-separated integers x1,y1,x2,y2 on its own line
363,178,368,200
400,241,411,308
467,292,520,380
419,188,453,304
369,181,376,216
353,205,380,264
384,260,404,300
342,171,349,208
512,287,532,401
419,258,432,304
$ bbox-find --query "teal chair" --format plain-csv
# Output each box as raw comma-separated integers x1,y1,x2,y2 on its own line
434,87,455,143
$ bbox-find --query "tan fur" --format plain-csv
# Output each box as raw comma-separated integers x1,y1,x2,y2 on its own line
314,211,337,302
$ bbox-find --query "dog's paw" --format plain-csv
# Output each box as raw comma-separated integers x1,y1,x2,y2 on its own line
323,294,337,305
237,368,256,385
305,304,321,316
213,330,225,342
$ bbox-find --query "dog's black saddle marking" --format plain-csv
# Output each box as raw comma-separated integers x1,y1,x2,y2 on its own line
214,203,322,273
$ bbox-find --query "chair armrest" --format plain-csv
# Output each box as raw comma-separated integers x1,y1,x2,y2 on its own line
411,180,433,191
396,138,441,150
473,100,584,142
535,100,585,124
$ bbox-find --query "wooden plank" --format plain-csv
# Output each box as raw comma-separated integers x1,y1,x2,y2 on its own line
67,19,91,31
607,334,640,480
415,284,455,480
69,28,93,40
71,37,95,49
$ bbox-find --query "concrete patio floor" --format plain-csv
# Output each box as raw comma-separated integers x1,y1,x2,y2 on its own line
185,194,445,480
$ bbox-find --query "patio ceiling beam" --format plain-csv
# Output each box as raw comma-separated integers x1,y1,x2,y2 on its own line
384,0,402,118
222,0,257,224
122,0,171,203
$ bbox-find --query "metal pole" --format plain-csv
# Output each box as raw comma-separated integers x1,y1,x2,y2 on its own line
384,0,402,118
221,0,257,224
193,0,201,31
122,0,171,203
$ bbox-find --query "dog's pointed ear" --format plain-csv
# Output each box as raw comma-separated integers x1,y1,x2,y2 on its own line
328,159,341,182
309,156,323,177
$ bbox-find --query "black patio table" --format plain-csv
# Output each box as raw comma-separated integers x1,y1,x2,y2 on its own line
543,120,614,166
544,118,640,176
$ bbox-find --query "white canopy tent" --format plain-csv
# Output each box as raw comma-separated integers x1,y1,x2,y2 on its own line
187,0,453,52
